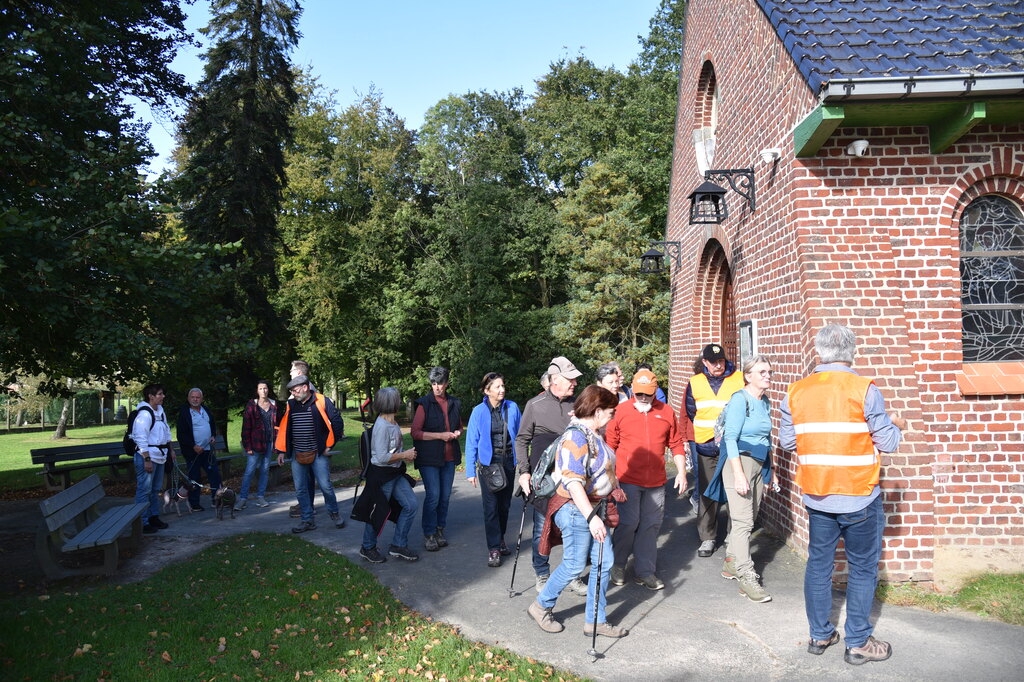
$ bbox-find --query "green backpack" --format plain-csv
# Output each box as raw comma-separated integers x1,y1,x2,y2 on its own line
530,425,591,498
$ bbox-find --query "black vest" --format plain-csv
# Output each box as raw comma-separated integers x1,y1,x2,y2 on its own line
412,393,462,468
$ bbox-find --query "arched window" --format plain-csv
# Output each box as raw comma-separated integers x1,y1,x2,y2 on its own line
959,195,1024,362
692,61,717,176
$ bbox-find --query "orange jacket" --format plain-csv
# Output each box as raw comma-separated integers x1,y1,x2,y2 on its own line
788,371,878,496
606,399,685,487
275,392,337,454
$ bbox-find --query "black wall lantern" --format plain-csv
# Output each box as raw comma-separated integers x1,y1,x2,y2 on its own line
639,241,682,275
687,168,756,225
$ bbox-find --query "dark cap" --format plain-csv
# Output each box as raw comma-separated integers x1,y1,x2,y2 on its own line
702,344,727,363
286,374,310,390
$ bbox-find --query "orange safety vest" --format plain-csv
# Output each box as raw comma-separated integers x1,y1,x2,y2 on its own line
275,392,335,453
689,370,745,443
787,371,878,496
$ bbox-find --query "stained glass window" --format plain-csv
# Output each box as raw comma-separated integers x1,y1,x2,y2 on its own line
959,195,1024,362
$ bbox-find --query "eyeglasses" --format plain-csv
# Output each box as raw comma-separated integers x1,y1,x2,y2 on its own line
757,370,774,378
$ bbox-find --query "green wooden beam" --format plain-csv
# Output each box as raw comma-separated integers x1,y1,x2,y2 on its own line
929,101,987,154
794,105,845,157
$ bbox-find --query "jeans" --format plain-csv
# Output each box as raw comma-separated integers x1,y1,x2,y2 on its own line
420,460,455,536
239,441,273,500
612,482,665,578
362,475,417,549
804,495,885,648
532,506,550,576
537,502,614,624
185,450,222,508
291,453,339,523
479,456,516,550
134,452,164,524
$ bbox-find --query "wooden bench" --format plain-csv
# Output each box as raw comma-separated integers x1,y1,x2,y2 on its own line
35,474,147,579
33,435,234,490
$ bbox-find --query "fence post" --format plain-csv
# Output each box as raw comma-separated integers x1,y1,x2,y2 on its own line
71,396,76,427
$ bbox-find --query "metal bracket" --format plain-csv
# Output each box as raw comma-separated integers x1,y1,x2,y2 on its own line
650,240,682,270
704,169,756,212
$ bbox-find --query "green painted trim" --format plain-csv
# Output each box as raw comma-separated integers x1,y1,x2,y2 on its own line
794,105,845,157
929,102,988,153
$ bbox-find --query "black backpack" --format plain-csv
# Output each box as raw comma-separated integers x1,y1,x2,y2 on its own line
122,405,156,456
530,425,590,499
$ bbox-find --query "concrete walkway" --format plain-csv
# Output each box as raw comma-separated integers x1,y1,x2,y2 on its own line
12,477,1023,681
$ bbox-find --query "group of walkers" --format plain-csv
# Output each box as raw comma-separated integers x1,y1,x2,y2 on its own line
129,323,906,667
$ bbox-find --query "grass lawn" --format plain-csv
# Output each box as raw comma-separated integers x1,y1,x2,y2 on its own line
878,574,1024,626
0,533,583,681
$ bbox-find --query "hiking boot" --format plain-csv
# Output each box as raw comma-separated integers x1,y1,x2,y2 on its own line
359,546,386,564
844,636,891,665
498,541,511,556
329,511,345,529
234,498,247,511
528,600,563,633
568,577,589,596
808,630,841,655
435,527,448,547
697,540,715,557
737,570,771,602
148,516,168,530
721,556,738,580
255,496,270,508
634,574,665,591
535,574,550,593
388,545,419,561
143,523,158,534
610,565,626,586
488,549,502,567
291,520,316,534
583,621,628,638
289,503,301,518
424,534,440,552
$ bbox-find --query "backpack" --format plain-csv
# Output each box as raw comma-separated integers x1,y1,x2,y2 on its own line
352,421,374,500
122,405,156,456
713,391,751,446
530,425,590,499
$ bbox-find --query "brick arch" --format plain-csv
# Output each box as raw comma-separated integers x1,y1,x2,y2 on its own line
936,151,1024,231
693,61,717,175
692,239,737,359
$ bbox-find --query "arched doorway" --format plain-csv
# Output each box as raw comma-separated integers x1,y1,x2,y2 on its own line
695,239,736,359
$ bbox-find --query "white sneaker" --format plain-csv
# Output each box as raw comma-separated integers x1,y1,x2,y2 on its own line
255,497,270,508
698,540,715,557
568,577,589,596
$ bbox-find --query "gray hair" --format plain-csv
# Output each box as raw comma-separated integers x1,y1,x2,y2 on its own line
373,387,402,415
540,372,550,389
428,366,450,385
188,387,203,397
741,354,772,384
815,324,856,364
595,363,619,384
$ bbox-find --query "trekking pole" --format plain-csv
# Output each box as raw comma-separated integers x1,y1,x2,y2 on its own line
588,499,607,661
508,493,528,598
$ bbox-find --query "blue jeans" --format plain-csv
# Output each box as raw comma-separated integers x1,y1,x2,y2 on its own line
478,457,516,550
420,460,455,536
291,453,339,523
134,452,164,524
532,506,550,576
185,450,222,508
804,495,885,648
239,441,273,500
537,502,614,624
362,475,417,549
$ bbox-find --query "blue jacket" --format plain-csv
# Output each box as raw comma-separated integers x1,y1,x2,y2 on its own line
464,397,522,477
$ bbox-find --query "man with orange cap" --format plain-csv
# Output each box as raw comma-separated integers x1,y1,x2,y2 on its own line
605,369,687,590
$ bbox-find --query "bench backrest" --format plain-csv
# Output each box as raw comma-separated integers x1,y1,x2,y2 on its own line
39,474,104,531
31,442,126,465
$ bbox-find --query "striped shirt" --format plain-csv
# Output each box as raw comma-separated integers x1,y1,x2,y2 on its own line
290,397,318,453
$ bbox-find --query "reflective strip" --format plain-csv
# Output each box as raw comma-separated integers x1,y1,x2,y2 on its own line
693,419,717,428
793,422,870,435
695,399,727,409
797,454,877,466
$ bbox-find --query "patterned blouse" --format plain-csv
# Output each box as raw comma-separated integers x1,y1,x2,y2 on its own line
554,418,617,499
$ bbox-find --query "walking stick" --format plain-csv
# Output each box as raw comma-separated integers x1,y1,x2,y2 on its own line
588,498,607,661
508,493,528,597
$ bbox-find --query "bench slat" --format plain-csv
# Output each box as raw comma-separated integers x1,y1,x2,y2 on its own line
39,474,105,530
62,503,147,552
31,443,127,464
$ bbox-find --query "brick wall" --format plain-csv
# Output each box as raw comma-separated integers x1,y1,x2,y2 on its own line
668,0,1024,585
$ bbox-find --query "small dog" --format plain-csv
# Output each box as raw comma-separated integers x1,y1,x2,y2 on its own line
162,484,194,518
214,486,236,520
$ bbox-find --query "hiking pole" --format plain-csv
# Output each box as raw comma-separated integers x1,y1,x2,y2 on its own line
588,499,607,661
508,493,528,597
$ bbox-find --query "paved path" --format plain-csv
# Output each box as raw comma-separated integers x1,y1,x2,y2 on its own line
10,477,1022,680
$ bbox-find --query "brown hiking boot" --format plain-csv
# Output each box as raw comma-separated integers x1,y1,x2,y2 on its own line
528,600,563,633
807,630,840,655
583,622,628,638
737,570,771,603
844,636,891,665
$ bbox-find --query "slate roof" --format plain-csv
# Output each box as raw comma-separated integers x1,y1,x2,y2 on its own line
756,0,1024,93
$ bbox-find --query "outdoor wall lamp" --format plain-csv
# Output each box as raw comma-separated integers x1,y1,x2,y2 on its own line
640,241,682,275
687,168,756,224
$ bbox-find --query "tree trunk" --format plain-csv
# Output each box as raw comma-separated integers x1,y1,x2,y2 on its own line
51,399,70,439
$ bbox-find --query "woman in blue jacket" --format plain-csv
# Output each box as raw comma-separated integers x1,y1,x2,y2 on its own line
465,372,522,567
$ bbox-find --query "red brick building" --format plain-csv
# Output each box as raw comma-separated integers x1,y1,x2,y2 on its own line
665,0,1024,585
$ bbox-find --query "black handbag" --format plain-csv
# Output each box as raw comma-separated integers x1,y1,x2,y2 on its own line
479,460,507,493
